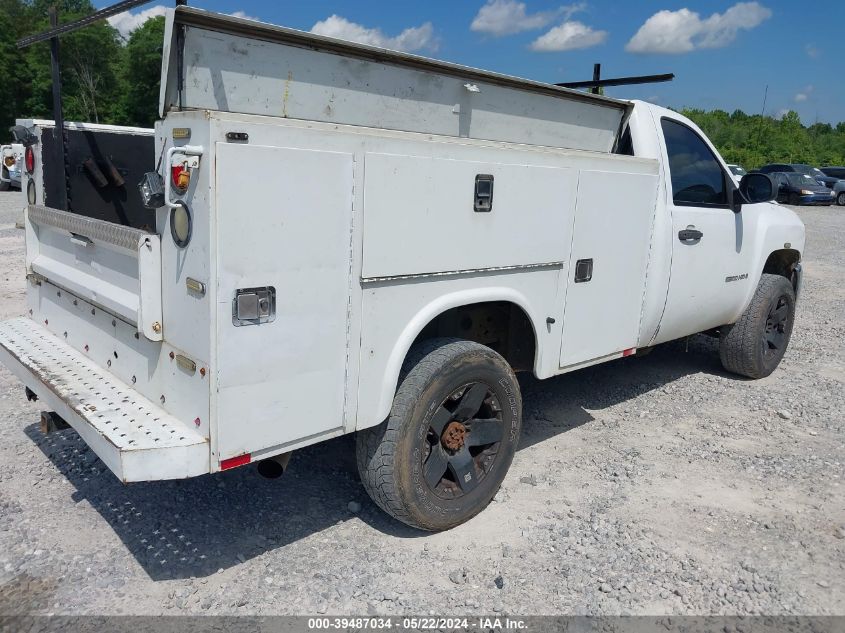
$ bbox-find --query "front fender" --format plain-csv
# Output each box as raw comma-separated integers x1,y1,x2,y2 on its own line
733,202,805,322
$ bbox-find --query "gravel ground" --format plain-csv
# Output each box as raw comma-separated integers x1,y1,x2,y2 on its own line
0,190,842,616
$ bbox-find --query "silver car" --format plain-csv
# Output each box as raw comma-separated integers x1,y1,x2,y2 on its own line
833,180,845,206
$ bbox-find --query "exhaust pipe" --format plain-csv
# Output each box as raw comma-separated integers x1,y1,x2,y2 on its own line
256,452,292,479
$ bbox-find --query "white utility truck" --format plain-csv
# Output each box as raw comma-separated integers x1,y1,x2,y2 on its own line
0,142,23,191
0,7,804,531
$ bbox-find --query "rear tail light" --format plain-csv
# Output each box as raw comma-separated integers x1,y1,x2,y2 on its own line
24,146,34,173
171,163,190,192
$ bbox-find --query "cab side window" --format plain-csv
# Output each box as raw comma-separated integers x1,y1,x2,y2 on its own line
661,118,728,206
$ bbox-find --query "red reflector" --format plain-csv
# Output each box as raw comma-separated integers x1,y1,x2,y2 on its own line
622,348,636,357
24,146,34,173
220,453,251,470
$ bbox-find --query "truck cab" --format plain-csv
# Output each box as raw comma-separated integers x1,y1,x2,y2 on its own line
626,101,803,346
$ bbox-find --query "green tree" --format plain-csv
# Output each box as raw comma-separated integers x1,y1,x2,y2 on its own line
22,4,126,124
122,15,164,127
682,107,845,168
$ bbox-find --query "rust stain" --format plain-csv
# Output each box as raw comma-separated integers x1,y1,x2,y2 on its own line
441,420,467,451
282,70,293,117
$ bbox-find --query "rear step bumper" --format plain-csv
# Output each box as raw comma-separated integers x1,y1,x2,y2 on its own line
0,317,209,482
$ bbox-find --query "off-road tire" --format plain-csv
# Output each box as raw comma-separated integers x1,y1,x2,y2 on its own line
719,273,796,379
356,338,522,531
837,192,845,206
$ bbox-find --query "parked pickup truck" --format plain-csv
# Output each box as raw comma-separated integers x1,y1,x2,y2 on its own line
0,142,23,191
0,7,804,531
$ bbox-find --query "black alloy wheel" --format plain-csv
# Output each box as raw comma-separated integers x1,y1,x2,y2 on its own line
421,381,504,499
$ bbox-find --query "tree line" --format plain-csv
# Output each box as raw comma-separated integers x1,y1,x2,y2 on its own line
2,1,844,168
0,0,163,133
680,108,845,169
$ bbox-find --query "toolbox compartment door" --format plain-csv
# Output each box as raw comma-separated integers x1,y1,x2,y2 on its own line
558,169,658,367
215,143,354,459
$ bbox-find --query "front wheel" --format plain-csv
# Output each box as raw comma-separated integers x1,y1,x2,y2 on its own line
719,273,796,379
356,338,521,531
788,193,800,206
837,192,845,206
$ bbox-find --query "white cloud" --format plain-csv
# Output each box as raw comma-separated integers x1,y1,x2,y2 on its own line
311,15,437,52
530,21,607,51
110,7,260,39
108,5,166,39
626,2,771,54
794,85,813,102
470,0,585,37
805,43,820,59
229,11,260,22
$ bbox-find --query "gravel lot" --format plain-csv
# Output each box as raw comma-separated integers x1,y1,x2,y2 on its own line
0,190,842,617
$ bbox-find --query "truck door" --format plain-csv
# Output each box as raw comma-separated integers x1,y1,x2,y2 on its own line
655,116,752,342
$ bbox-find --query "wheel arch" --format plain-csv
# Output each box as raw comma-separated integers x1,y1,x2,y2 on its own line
364,288,541,430
762,247,801,295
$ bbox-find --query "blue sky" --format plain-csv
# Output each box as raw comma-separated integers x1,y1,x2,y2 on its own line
105,1,845,124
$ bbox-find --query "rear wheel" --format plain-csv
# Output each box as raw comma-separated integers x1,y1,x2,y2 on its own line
719,274,795,379
356,338,521,531
837,192,845,206
0,169,9,192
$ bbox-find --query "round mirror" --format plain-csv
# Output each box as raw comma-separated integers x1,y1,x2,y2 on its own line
170,201,192,248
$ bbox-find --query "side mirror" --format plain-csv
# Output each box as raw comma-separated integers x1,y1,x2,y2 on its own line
733,173,776,212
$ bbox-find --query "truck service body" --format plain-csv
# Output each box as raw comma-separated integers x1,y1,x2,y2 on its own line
0,7,804,529
12,119,154,229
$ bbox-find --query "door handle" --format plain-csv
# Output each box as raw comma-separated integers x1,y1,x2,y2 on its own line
678,228,703,242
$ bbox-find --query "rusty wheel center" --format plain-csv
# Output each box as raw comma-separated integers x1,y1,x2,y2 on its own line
441,421,467,451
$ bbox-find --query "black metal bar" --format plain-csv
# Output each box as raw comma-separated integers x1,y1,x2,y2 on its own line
558,73,674,89
591,63,601,95
17,0,152,48
48,7,68,211
176,23,185,110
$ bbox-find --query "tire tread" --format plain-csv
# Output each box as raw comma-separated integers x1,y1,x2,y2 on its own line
719,273,794,379
357,338,515,530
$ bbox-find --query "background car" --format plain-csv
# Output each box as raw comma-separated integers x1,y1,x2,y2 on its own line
833,180,845,206
820,166,845,180
727,164,747,185
770,171,835,205
757,163,840,189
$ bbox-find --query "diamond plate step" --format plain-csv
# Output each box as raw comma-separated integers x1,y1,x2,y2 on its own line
0,317,209,481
